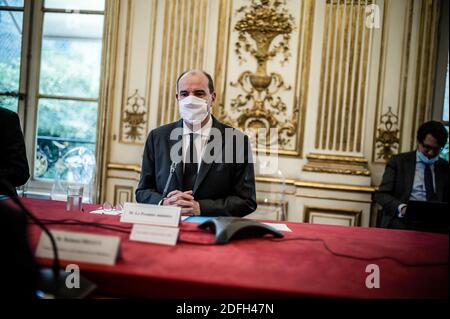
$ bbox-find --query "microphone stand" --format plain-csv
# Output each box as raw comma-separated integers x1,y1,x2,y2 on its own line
7,191,96,298
10,195,60,280
160,162,178,205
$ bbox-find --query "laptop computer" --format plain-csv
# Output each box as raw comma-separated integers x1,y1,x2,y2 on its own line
405,200,449,233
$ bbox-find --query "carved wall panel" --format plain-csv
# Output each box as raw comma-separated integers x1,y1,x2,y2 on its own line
156,0,209,126
409,0,441,149
215,0,315,156
315,0,373,153
371,0,441,164
118,0,158,144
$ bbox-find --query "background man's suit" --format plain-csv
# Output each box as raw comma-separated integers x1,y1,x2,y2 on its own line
374,151,449,229
0,107,30,196
136,117,257,217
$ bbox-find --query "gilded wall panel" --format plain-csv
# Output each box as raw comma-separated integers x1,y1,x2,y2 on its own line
409,0,441,149
157,0,209,126
118,0,158,144
215,0,315,156
372,0,410,163
315,0,373,153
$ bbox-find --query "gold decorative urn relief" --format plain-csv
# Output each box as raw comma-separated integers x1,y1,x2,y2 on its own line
219,0,295,148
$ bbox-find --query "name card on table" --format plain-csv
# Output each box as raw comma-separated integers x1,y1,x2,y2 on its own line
130,224,180,246
120,202,181,227
35,230,120,266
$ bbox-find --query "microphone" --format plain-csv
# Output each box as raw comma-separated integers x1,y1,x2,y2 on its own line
1,179,96,298
9,193,61,279
160,161,178,205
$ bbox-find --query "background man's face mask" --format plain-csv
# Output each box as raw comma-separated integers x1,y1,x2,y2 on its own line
178,95,210,125
418,150,440,165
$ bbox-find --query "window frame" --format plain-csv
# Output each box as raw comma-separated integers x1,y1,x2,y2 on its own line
0,1,32,124
7,0,108,198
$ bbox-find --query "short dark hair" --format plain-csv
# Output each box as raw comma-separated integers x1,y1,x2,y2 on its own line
416,120,448,147
176,70,215,94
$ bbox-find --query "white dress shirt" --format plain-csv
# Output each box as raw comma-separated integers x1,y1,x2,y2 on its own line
182,116,212,173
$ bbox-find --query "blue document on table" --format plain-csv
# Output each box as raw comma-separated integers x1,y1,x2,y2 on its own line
183,216,213,223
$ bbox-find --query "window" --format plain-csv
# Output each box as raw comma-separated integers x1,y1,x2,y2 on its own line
0,0,106,200
433,0,449,161
0,0,25,113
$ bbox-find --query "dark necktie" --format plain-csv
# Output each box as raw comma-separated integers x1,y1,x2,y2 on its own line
182,133,198,191
424,164,436,201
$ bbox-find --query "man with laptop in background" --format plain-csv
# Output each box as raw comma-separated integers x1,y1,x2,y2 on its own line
375,121,449,232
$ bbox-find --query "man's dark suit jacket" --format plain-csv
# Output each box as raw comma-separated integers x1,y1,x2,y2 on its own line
0,107,30,196
0,201,38,299
374,151,449,229
135,117,257,217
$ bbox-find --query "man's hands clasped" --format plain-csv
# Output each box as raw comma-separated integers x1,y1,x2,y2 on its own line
162,190,201,216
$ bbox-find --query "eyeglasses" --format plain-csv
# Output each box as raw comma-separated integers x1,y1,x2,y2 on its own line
100,201,123,215
420,143,443,153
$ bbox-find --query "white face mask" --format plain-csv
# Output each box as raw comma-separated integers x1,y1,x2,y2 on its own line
178,95,209,126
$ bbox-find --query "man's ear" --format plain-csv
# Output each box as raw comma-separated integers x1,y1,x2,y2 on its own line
211,92,216,105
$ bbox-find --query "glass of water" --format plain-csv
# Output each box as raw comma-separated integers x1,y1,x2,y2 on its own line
66,185,84,212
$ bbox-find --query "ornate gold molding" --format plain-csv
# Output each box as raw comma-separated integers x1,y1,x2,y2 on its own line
257,188,372,202
118,0,134,143
214,0,233,120
316,0,372,152
305,153,368,163
219,0,295,148
216,0,315,156
256,188,296,196
118,0,157,144
107,163,141,173
107,174,140,182
372,0,415,163
302,153,371,176
398,0,414,155
106,162,376,193
375,107,399,161
296,193,372,204
256,176,297,185
257,176,375,193
122,90,147,141
157,0,208,126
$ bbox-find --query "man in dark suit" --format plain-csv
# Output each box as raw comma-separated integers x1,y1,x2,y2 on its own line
374,121,449,230
136,70,257,217
0,107,30,196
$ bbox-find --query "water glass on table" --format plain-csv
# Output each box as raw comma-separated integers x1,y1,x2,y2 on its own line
66,185,84,212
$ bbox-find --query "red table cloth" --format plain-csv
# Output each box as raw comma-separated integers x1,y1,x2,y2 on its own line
19,198,449,298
